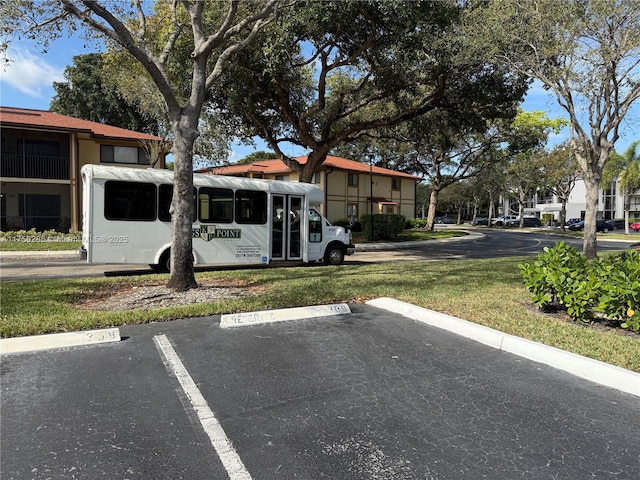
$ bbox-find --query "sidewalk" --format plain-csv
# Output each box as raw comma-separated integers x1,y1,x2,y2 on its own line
0,249,79,259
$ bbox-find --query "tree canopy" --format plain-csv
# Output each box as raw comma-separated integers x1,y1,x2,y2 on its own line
50,53,160,134
212,0,529,182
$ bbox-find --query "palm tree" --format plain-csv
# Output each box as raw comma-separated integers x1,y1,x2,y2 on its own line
604,141,640,234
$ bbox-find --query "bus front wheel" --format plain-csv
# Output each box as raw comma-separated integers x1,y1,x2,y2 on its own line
324,244,345,266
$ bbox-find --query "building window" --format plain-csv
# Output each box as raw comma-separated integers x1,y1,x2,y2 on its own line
275,175,289,182
100,145,149,165
311,172,321,184
348,173,358,186
18,139,61,157
392,178,401,190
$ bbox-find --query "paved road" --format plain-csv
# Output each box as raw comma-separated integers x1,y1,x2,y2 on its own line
1,229,638,281
2,305,639,479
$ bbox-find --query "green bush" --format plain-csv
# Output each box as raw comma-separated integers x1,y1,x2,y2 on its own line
360,214,406,241
519,242,640,331
408,218,429,229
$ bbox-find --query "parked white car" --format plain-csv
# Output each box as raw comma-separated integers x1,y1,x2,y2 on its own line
490,215,518,227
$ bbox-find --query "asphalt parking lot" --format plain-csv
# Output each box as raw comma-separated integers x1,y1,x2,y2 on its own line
2,302,640,480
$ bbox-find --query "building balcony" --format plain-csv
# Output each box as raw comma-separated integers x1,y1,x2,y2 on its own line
1,153,70,180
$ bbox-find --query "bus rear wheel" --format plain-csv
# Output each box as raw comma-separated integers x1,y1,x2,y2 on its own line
151,250,171,273
324,244,345,265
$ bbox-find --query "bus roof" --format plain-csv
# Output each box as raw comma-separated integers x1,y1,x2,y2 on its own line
81,164,325,203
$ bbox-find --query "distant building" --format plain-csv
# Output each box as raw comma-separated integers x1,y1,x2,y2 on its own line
1,106,167,231
198,155,420,223
500,179,640,222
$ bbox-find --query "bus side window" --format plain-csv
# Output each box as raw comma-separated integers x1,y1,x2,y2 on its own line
309,209,322,243
159,185,197,222
235,190,267,224
199,187,233,223
104,181,156,221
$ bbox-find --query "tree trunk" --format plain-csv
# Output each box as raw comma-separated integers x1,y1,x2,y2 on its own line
517,190,525,228
560,201,567,231
582,171,600,260
167,115,199,291
426,189,439,231
283,149,331,183
624,190,631,235
487,191,495,227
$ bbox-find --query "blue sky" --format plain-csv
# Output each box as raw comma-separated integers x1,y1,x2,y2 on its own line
1,33,638,160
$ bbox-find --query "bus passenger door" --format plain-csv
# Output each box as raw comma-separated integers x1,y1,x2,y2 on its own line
271,195,304,261
271,195,285,260
288,196,303,260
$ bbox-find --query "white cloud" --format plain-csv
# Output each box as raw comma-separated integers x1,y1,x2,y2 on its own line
0,47,64,98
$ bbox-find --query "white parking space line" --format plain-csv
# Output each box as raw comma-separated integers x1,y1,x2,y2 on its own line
153,334,252,480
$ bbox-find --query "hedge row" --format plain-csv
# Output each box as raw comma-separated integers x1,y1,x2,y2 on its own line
360,214,407,241
0,229,82,242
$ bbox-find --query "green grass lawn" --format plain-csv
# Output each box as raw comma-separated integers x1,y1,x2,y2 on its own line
352,229,467,243
2,256,638,372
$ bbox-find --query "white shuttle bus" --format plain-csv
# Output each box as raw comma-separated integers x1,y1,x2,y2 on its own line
81,164,355,271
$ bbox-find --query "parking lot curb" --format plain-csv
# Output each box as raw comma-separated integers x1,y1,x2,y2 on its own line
0,328,121,355
367,297,640,398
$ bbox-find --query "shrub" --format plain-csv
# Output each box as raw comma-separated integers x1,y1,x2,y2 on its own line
519,242,640,331
0,229,82,242
360,214,406,241
408,218,429,229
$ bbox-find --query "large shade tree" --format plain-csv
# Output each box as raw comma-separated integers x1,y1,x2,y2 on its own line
382,108,553,231
213,0,529,182
51,53,160,134
469,0,640,259
4,0,282,290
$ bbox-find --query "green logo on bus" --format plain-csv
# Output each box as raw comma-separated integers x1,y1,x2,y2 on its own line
193,226,241,241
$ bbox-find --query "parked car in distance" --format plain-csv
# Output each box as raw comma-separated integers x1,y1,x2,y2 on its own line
435,216,456,224
506,217,542,228
568,220,614,232
565,218,582,226
472,217,488,226
491,215,518,227
605,219,628,230
630,222,640,232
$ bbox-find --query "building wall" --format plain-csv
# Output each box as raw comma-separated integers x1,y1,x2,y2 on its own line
530,178,640,223
325,170,416,223
1,126,165,232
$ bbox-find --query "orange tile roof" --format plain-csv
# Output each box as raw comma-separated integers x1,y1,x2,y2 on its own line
0,106,163,141
199,155,419,179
